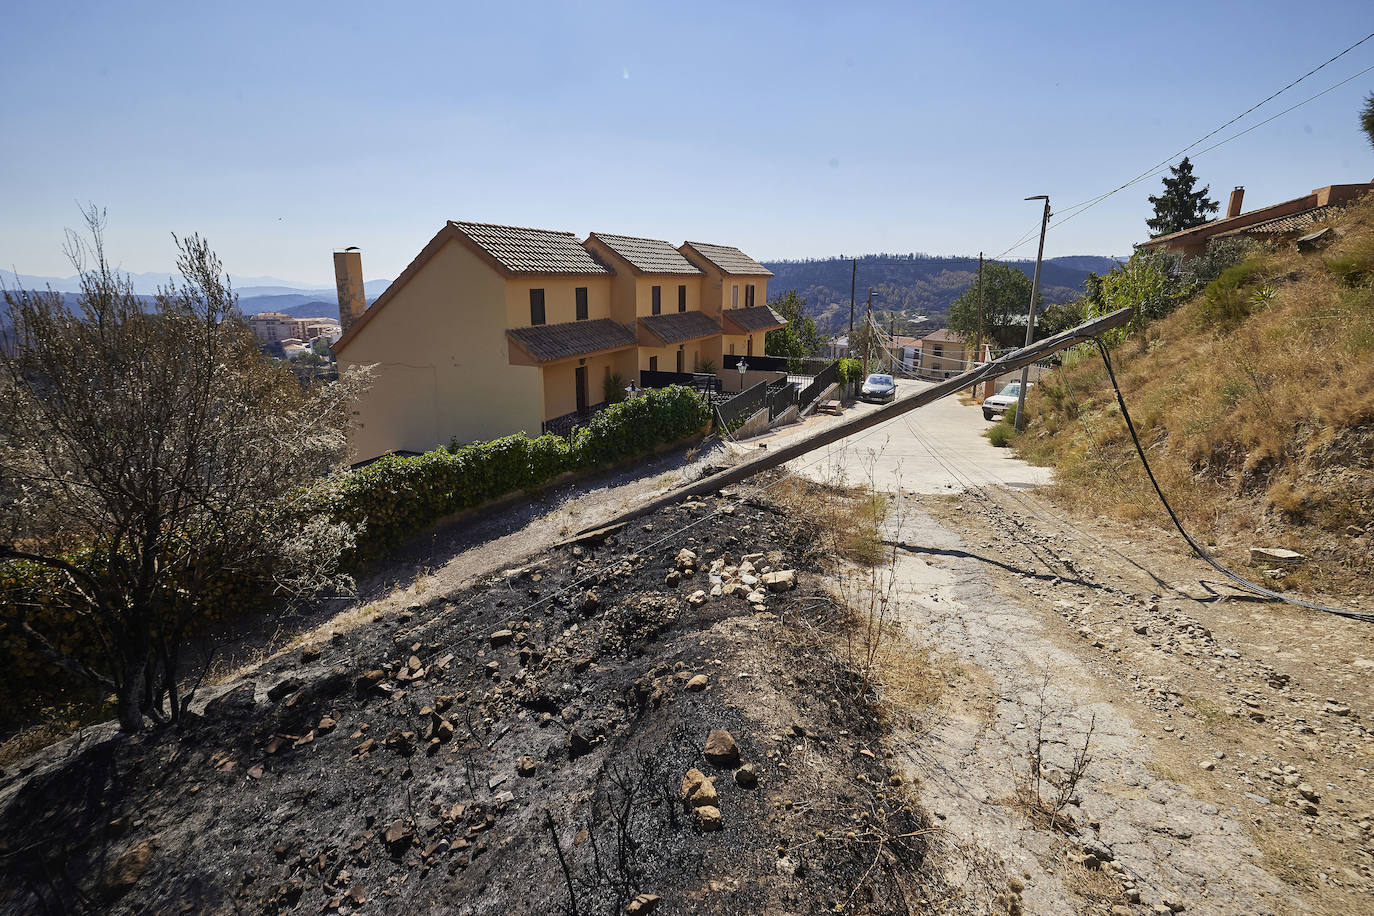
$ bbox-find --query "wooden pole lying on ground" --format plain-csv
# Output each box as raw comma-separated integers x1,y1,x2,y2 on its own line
571,307,1133,540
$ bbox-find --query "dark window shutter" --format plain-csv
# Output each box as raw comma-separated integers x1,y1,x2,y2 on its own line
746,285,755,308
678,285,686,312
576,287,588,321
530,289,545,325
652,285,661,315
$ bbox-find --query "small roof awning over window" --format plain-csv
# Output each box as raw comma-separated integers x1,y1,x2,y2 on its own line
721,305,787,334
507,318,637,366
637,310,722,346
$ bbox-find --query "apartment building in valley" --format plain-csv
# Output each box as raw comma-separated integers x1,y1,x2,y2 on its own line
330,221,785,461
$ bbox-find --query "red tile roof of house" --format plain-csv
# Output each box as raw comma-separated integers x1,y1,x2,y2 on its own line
721,305,787,333
506,318,637,364
680,241,774,277
588,233,703,275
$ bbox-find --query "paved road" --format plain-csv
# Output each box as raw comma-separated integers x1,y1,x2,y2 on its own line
743,381,1053,493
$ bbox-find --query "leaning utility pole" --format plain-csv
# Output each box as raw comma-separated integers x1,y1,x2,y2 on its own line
972,251,984,397
1015,197,1051,432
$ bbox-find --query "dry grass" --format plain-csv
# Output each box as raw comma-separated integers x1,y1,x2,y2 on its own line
1016,196,1374,595
768,471,948,726
0,704,107,768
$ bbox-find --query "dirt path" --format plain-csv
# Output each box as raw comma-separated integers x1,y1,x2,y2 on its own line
882,485,1374,916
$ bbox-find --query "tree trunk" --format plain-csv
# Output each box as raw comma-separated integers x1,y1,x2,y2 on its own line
115,664,147,733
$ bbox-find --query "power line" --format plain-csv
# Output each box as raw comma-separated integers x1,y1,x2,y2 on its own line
989,32,1374,260
1045,60,1374,238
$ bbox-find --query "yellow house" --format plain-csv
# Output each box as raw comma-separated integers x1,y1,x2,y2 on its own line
582,232,722,376
331,221,636,459
679,241,783,359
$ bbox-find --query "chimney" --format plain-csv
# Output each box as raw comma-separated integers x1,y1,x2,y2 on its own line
1227,186,1244,219
334,248,366,333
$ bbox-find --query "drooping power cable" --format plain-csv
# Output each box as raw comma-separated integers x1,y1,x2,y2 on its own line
1088,336,1373,623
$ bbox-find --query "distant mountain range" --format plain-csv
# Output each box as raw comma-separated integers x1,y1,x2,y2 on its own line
759,254,1124,336
4,252,1127,336
0,270,391,319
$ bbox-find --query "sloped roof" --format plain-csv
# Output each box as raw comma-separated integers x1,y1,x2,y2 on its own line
1217,205,1339,238
921,328,961,343
453,221,612,275
681,241,774,277
721,305,787,333
588,233,702,275
638,310,721,345
506,318,636,364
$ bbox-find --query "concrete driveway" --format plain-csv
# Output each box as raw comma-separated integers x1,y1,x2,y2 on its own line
744,380,1052,494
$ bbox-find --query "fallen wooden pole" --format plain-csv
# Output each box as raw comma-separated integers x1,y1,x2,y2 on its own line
573,307,1133,539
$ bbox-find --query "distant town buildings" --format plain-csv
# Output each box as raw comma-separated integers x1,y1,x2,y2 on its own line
247,312,340,346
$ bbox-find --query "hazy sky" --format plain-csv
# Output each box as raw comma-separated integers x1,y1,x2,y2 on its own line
3,0,1372,286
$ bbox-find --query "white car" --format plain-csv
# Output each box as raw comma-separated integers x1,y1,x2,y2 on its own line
982,381,1032,421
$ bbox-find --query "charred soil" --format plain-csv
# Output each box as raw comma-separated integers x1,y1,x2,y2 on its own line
0,495,932,915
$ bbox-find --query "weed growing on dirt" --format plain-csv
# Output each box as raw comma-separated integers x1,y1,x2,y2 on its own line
1009,668,1097,833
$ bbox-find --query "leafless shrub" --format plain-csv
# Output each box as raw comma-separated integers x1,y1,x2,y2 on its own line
0,206,370,732
1014,668,1096,832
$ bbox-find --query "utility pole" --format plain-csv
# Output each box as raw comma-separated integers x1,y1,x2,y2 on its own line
848,258,856,339
972,251,983,397
1015,197,1051,432
860,286,874,381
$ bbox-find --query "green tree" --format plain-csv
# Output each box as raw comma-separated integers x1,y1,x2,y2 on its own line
1036,298,1086,337
0,208,367,732
1360,92,1374,151
765,289,824,360
947,262,1036,348
1147,157,1219,237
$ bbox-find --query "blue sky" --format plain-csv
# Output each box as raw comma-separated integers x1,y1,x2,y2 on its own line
2,0,1372,286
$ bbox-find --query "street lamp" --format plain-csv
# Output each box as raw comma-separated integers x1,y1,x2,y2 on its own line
737,358,748,390
1015,195,1051,432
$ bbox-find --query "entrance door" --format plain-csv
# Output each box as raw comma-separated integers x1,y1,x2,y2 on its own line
746,336,753,357
676,349,684,373
575,366,588,415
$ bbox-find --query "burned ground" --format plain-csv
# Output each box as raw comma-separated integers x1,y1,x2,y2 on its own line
0,494,932,915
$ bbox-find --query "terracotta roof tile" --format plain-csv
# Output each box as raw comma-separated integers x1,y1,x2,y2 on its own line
1218,205,1340,237
453,221,612,275
507,318,636,363
638,310,721,345
722,305,787,333
921,328,961,343
589,233,702,275
683,241,774,277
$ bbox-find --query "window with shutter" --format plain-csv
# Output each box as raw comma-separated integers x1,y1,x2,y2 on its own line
575,287,588,320
530,289,545,325
677,285,686,312
652,285,661,315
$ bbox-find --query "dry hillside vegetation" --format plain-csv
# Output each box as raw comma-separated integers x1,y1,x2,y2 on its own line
1017,196,1374,598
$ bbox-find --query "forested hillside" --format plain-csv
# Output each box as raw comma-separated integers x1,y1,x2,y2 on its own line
761,253,1120,336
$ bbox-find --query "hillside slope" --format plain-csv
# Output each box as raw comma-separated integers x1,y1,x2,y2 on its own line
1015,199,1374,599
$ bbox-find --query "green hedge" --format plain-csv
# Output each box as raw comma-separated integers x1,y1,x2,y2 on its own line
0,386,710,719
314,385,710,561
